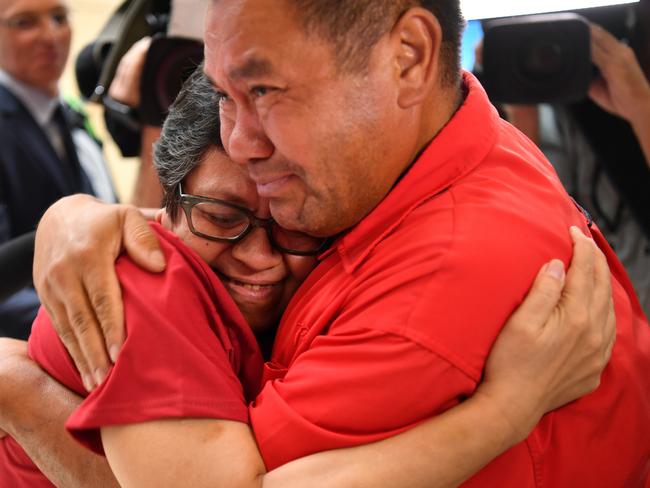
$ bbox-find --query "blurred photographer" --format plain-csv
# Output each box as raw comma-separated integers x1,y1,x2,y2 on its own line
106,35,164,207
498,9,650,317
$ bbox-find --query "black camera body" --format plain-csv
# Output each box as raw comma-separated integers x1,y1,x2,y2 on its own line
483,13,591,104
74,0,204,154
480,3,636,104
139,36,204,126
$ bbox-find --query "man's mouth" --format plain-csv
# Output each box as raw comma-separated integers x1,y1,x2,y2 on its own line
251,174,295,198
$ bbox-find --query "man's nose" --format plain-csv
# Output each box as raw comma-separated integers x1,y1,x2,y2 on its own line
223,106,274,165
231,227,283,272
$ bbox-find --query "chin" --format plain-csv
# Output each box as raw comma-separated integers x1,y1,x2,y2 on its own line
243,307,280,335
247,317,277,334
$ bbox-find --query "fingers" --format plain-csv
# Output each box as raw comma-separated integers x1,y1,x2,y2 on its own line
84,264,125,365
33,196,134,391
108,36,151,107
562,227,597,310
587,78,613,113
506,259,566,332
45,283,105,392
590,24,620,66
591,242,616,362
122,207,166,272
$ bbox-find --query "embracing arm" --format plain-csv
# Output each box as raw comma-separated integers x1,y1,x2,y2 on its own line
0,339,119,488
100,229,613,488
33,197,613,487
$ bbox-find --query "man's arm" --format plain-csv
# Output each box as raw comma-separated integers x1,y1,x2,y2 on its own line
34,195,165,390
0,339,119,488
589,23,650,168
97,231,613,487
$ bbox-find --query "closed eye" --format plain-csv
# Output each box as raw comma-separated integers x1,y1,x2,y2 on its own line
198,208,247,230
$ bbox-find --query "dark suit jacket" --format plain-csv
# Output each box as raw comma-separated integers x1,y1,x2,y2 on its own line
0,84,96,338
0,84,95,238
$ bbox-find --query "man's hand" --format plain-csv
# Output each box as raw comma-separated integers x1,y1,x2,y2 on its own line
589,24,650,126
34,195,165,391
478,227,615,442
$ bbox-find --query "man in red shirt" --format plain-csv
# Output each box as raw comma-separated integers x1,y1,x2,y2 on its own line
16,0,650,486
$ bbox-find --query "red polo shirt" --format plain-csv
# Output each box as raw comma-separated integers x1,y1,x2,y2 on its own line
250,72,650,486
0,223,263,488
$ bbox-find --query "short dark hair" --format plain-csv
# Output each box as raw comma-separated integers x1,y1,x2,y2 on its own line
154,65,222,221
287,0,464,86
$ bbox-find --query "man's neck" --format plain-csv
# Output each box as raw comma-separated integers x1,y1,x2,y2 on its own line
0,69,59,97
0,69,61,125
411,79,466,167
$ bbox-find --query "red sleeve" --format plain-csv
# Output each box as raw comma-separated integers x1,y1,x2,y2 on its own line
251,328,473,470
66,228,258,455
27,307,86,397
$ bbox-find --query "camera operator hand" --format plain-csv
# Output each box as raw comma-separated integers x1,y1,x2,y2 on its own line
589,23,650,167
108,36,164,207
108,36,152,109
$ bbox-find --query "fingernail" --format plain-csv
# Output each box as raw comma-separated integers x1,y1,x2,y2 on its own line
545,259,566,282
109,344,120,363
570,226,584,239
82,374,95,392
94,367,108,386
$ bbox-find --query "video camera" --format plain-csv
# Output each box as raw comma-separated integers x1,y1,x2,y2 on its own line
478,3,639,103
75,0,203,129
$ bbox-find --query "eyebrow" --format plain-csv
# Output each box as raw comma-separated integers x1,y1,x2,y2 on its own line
193,187,253,209
228,57,274,81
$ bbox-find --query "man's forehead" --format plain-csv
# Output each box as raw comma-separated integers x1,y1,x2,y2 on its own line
206,0,300,48
204,4,292,83
0,0,67,15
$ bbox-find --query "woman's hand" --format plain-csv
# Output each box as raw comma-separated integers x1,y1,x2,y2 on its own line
477,227,615,441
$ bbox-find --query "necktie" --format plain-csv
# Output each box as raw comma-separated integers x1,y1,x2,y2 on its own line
50,104,93,194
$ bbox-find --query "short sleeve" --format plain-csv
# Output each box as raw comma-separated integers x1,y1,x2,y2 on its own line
250,327,474,470
66,236,251,455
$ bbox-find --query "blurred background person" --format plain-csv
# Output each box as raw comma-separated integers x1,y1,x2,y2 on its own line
0,0,117,339
473,0,650,317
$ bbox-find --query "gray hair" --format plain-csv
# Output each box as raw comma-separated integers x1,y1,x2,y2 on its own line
154,65,223,221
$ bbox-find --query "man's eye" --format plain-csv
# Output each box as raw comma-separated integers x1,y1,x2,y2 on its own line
215,91,231,104
51,11,69,26
251,86,269,98
8,15,38,29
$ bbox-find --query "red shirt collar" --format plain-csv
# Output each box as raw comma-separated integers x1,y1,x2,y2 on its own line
329,71,500,272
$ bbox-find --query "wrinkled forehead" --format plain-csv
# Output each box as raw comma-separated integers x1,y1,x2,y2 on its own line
204,0,309,82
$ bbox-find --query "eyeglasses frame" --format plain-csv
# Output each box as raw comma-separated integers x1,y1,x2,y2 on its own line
178,184,329,256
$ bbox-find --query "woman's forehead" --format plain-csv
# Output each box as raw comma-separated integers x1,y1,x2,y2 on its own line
186,147,258,207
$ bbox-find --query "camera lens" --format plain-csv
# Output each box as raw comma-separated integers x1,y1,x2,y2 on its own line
519,40,565,81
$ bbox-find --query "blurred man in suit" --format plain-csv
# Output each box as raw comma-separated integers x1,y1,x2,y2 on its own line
0,0,116,339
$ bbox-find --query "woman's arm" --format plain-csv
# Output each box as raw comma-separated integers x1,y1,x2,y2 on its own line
0,339,119,488
101,229,614,488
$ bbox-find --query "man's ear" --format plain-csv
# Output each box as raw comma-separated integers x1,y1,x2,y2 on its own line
390,8,443,108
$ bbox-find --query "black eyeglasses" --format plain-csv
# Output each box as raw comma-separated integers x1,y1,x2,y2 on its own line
178,185,330,256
